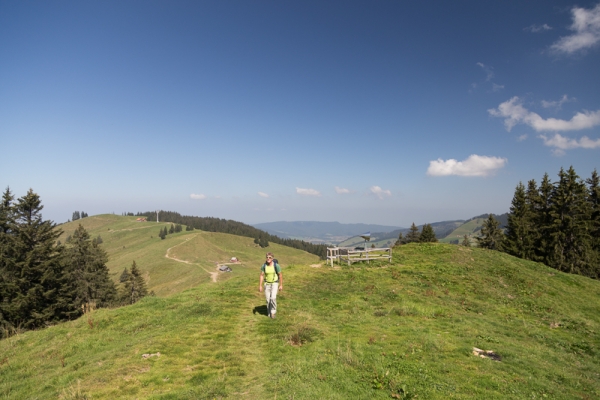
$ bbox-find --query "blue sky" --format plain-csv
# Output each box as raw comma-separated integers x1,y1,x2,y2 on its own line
1,0,599,227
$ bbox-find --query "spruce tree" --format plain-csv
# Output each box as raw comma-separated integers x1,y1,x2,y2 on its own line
395,232,404,246
4,190,66,329
587,169,600,272
462,234,470,247
476,214,504,250
548,167,594,276
504,182,536,259
169,224,175,234
61,224,116,315
72,211,80,221
119,267,130,283
534,173,554,265
419,224,437,242
405,223,420,243
120,261,148,305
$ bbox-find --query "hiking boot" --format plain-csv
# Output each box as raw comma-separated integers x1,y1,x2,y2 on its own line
271,313,276,319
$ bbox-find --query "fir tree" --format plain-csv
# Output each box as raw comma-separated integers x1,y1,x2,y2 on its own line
462,234,470,247
419,224,437,242
2,190,66,329
587,169,600,270
405,223,420,243
504,182,536,259
169,224,175,234
534,173,554,265
61,224,116,315
72,211,80,221
476,214,504,250
119,267,130,283
394,232,404,246
120,261,148,305
548,167,594,276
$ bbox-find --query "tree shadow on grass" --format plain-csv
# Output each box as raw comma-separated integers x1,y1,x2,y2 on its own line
252,305,269,317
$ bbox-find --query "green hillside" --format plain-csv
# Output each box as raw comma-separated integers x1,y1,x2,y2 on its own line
439,218,486,244
58,215,320,296
2,235,599,399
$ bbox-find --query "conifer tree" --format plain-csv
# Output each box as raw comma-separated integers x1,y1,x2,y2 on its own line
395,232,404,246
534,173,554,265
504,182,536,259
61,224,116,314
548,167,593,276
405,223,420,243
587,169,600,270
120,260,148,305
119,267,130,283
3,190,66,329
72,211,80,221
419,224,437,242
476,214,504,250
169,224,175,234
462,234,470,247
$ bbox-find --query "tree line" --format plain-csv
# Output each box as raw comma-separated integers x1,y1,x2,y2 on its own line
395,223,438,245
137,210,328,259
0,188,149,335
478,167,600,279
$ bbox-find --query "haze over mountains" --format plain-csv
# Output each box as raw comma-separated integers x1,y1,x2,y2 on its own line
252,213,508,245
251,221,403,244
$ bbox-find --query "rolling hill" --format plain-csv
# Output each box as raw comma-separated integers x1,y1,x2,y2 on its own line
1,217,599,399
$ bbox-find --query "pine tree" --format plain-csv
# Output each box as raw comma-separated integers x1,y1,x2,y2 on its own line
72,211,80,221
476,214,504,250
548,167,594,276
61,224,116,315
405,223,420,243
504,182,536,259
120,261,148,305
419,224,437,242
159,228,165,240
169,224,175,234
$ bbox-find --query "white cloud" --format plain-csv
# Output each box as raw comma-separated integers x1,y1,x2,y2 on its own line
539,133,600,151
489,96,600,132
517,134,528,142
335,186,351,194
492,83,505,92
427,155,507,177
190,193,207,200
541,94,575,110
296,187,321,197
524,23,552,33
551,3,600,54
370,186,392,199
258,192,269,198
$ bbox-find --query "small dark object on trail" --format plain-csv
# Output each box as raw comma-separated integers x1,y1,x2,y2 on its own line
218,265,232,272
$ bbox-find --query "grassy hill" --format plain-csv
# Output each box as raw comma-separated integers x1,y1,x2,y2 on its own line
439,218,487,245
57,215,320,296
1,222,599,398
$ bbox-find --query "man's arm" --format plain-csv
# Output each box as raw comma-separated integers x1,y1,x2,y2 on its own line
278,272,283,291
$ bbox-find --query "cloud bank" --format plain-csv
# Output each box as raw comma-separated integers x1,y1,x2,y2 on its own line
296,187,321,197
489,97,600,132
551,3,600,54
427,155,507,177
258,192,269,198
190,193,207,200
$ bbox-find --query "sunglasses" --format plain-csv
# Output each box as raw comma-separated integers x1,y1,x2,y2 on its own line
266,256,273,259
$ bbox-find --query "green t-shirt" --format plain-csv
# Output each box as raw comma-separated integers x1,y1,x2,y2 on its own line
261,262,281,283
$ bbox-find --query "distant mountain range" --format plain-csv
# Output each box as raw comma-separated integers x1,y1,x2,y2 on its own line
253,213,508,246
251,221,403,244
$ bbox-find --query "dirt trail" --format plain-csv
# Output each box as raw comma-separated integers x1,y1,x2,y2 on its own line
165,235,219,283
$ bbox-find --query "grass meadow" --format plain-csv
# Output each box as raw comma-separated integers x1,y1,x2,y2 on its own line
1,216,599,399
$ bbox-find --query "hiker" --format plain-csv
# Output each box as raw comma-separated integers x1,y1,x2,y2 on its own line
259,252,282,319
